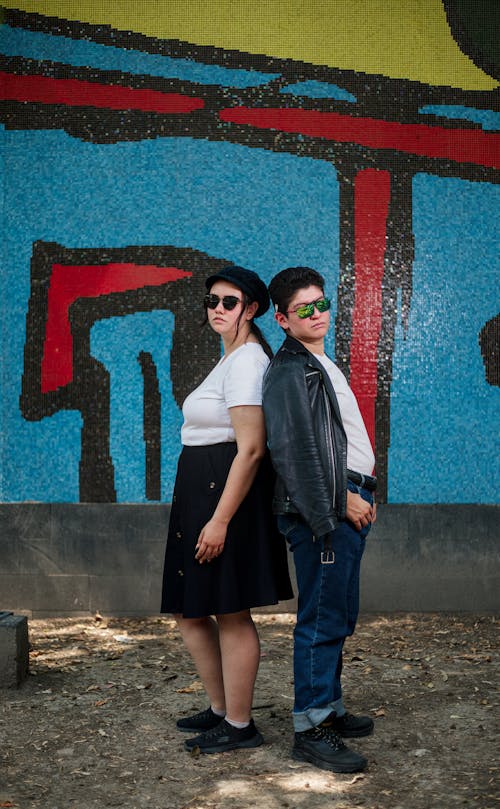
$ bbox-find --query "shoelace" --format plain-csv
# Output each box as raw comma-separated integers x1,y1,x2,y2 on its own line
336,712,354,723
180,707,217,726
309,725,346,751
197,708,217,721
197,719,229,740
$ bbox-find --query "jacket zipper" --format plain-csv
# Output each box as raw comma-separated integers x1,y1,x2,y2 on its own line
321,382,336,512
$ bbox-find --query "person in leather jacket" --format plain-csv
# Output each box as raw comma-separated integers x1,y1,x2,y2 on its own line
263,266,377,774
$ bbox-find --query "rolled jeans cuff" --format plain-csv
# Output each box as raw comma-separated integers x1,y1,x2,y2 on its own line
293,697,345,732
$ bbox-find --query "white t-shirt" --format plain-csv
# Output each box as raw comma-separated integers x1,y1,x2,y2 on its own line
313,353,375,476
181,342,269,446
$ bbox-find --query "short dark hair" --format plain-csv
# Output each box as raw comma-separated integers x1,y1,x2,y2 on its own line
268,266,326,314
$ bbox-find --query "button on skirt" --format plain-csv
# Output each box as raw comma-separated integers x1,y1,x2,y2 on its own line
161,443,293,617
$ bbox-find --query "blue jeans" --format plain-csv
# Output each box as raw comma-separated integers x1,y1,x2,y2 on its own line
277,482,373,732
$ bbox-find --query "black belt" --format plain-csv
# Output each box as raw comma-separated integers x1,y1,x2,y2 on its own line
347,469,377,491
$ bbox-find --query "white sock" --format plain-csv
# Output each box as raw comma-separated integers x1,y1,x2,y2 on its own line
226,717,250,729
211,705,226,718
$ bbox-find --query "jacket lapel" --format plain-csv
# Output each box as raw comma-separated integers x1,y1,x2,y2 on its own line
282,335,344,424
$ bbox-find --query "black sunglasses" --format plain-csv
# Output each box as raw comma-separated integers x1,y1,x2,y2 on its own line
204,293,242,311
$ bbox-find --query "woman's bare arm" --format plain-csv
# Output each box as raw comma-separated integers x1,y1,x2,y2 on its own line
195,405,266,564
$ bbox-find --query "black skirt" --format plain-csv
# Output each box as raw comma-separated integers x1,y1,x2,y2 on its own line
161,443,293,618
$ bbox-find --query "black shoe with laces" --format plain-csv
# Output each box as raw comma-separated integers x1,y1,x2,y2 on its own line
330,711,374,738
184,718,264,754
176,706,223,733
293,718,367,773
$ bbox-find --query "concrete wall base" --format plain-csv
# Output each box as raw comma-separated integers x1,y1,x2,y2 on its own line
0,503,499,615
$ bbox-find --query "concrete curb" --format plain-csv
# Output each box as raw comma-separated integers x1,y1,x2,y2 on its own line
0,612,29,687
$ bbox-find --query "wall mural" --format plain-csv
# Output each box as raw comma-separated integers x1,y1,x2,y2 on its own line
1,3,499,505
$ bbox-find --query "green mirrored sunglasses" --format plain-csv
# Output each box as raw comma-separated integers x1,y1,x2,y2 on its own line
288,297,331,319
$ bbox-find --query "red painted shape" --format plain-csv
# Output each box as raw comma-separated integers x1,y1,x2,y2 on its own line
349,169,391,451
0,72,204,114
219,107,500,170
41,264,192,393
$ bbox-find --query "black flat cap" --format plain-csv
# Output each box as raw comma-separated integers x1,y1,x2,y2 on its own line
205,265,270,317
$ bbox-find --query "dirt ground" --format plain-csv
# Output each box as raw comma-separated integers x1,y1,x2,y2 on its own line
0,612,498,809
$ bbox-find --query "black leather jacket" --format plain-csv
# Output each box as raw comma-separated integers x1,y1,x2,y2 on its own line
262,335,348,537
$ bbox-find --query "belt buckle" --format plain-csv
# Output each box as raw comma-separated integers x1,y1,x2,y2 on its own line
321,550,335,564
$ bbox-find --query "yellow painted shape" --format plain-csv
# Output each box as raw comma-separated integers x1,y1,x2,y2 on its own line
1,0,497,90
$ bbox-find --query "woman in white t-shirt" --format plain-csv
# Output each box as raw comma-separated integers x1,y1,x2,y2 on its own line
161,266,292,754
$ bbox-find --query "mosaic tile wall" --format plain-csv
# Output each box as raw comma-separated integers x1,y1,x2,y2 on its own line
1,1,499,507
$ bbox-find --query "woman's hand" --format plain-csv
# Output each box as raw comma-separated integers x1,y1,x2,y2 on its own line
195,518,227,564
346,490,376,531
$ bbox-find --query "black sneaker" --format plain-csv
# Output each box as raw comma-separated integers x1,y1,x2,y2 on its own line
330,711,374,738
184,718,264,754
293,723,367,773
176,707,223,733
